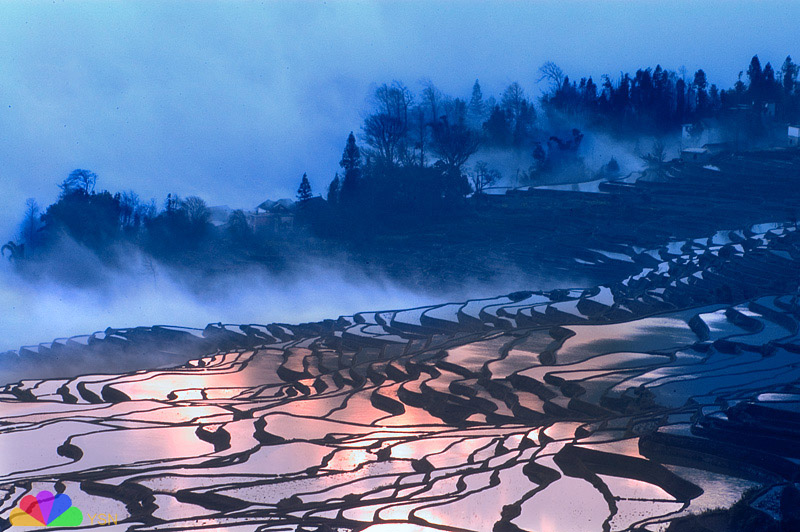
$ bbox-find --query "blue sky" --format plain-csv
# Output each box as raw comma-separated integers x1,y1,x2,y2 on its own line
1,0,798,238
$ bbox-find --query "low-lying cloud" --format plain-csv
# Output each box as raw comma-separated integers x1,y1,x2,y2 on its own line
0,258,422,353
0,239,570,355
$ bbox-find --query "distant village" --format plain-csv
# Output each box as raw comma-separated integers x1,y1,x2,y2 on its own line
203,122,800,240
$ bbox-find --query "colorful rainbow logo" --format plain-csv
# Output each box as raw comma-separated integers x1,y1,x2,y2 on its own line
9,491,83,527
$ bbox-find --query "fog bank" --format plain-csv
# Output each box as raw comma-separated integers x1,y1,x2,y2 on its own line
0,247,564,353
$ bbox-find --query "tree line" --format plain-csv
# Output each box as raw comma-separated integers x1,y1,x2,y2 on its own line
540,55,799,133
4,169,277,268
5,54,799,265
319,54,799,219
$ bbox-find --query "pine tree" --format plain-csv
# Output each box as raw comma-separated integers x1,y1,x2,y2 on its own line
327,174,341,204
709,84,721,112
483,105,510,146
675,78,686,124
297,173,312,202
763,62,778,101
693,69,709,115
340,131,361,172
467,79,485,124
782,56,797,96
501,82,526,128
747,55,764,103
339,132,362,202
584,77,597,106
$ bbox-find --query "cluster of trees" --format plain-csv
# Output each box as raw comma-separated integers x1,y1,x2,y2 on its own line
541,55,800,132
313,54,798,221
324,82,484,217
9,54,799,263
320,78,559,220
6,169,273,265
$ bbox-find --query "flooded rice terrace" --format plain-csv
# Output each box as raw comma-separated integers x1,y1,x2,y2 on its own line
2,222,800,532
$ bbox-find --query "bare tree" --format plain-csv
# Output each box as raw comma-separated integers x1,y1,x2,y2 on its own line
59,169,97,196
138,199,157,222
538,61,565,93
470,161,501,195
180,196,211,227
421,79,442,122
363,82,413,166
442,97,467,126
431,116,480,172
142,254,158,286
501,82,526,119
410,104,429,167
642,140,668,178
373,81,412,123
363,112,407,165
19,198,41,252
119,190,141,228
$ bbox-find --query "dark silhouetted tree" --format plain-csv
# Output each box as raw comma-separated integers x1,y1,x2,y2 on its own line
584,77,598,107
181,196,210,227
709,84,721,112
59,169,97,197
226,209,252,245
470,161,500,195
297,173,313,202
363,82,412,165
762,62,780,102
339,132,362,202
467,79,485,125
693,69,709,115
327,173,341,204
43,187,121,251
363,113,406,165
747,55,764,103
118,190,141,229
165,193,181,214
782,56,797,95
501,82,535,142
409,104,429,167
431,116,478,201
431,116,480,173
421,80,442,124
538,61,565,94
19,198,42,254
483,105,510,145
611,74,631,117
675,78,686,124
781,56,799,120
144,194,209,255
514,99,536,146
642,139,667,179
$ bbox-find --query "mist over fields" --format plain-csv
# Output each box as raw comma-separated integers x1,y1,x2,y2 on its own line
0,252,435,352
0,236,576,352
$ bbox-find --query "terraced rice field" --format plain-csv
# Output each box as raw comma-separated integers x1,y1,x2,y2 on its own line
2,219,800,531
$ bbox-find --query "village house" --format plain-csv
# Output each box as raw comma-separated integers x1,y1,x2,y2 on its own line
246,199,295,233
789,125,800,147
